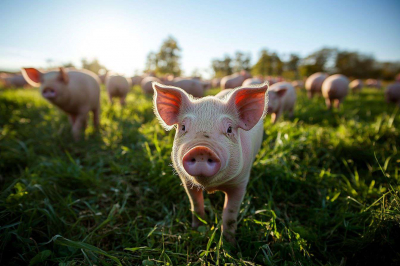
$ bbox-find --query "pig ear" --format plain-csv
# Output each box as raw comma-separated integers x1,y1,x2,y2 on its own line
227,83,269,131
21,68,42,87
59,67,69,84
153,82,191,130
276,87,288,97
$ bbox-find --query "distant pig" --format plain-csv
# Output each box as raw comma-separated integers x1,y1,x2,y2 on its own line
21,67,101,140
105,73,132,105
321,74,349,109
349,79,363,93
220,71,251,90
141,76,161,94
385,82,400,106
268,82,296,123
131,75,143,86
211,77,221,88
152,82,269,242
172,79,206,97
305,72,328,98
242,78,263,86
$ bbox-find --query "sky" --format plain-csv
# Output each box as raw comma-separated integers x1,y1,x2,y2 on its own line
0,0,399,78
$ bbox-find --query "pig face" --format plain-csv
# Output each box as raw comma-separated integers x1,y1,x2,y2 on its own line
22,68,69,104
267,88,287,113
153,82,268,189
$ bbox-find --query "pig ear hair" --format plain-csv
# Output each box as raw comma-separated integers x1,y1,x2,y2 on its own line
152,82,192,131
59,67,69,84
21,68,43,87
227,82,269,131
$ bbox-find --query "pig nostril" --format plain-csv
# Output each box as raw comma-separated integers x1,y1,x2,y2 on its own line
208,159,213,163
191,158,196,162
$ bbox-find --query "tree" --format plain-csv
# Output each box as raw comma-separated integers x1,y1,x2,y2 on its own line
211,55,233,78
299,48,336,77
81,58,106,74
233,51,251,73
252,49,283,76
144,36,182,76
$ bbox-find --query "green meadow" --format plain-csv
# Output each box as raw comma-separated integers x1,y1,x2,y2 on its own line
0,85,399,265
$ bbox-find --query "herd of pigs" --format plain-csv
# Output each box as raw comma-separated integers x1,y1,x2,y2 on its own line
2,66,400,242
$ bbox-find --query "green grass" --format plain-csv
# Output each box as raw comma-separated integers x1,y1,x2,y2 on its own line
0,85,399,265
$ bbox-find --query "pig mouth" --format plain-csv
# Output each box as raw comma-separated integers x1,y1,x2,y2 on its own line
42,88,57,99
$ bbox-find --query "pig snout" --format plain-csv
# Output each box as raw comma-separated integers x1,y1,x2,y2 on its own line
42,87,56,99
183,146,221,177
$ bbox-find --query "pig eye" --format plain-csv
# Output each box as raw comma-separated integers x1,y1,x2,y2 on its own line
227,126,232,134
181,125,186,131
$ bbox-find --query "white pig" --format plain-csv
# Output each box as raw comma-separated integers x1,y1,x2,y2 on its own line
152,82,269,242
322,74,349,109
21,67,101,140
385,82,400,106
268,82,296,123
141,76,161,94
349,79,363,92
242,78,263,86
305,72,328,98
171,79,206,98
105,73,132,105
220,71,252,90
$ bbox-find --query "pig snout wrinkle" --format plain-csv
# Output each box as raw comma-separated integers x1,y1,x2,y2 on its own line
183,146,221,177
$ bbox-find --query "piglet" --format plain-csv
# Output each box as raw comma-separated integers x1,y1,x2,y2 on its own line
105,73,132,105
268,82,297,123
21,67,101,140
322,74,349,109
152,82,269,242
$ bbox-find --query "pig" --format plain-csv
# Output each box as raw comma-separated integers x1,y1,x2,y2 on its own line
242,78,263,86
105,73,132,105
305,72,328,98
21,67,101,140
170,79,206,98
265,76,277,86
396,74,400,82
220,71,252,90
131,76,143,86
291,80,304,89
152,82,269,242
3,74,29,88
366,79,382,89
321,74,349,109
385,82,400,106
349,79,363,93
268,82,296,123
211,77,221,88
98,74,107,84
141,76,161,94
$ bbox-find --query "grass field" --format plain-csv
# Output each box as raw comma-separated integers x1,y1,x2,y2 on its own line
0,85,399,265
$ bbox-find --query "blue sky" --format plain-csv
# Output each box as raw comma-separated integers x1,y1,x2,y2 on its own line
0,0,399,77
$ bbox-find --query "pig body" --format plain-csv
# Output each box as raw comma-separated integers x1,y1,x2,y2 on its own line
172,79,205,97
141,76,161,94
322,74,349,109
153,82,269,242
366,79,382,89
105,74,132,105
131,76,143,86
21,68,101,140
220,71,251,90
349,79,363,92
268,82,296,123
305,72,328,98
242,78,262,86
385,82,400,106
211,77,221,88
3,74,28,88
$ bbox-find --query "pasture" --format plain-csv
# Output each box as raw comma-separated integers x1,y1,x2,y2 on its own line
0,85,399,265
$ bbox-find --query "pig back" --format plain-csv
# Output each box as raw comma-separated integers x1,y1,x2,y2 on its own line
66,70,101,111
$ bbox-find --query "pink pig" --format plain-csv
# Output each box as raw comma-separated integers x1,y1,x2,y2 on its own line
267,82,297,123
21,67,101,140
152,82,269,242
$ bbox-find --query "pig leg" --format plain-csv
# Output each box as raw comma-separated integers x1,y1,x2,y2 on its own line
92,108,100,129
334,99,342,109
325,98,332,110
120,96,126,106
68,114,77,126
183,183,205,228
222,186,247,243
307,91,313,99
288,107,294,119
271,109,282,124
72,113,88,141
108,94,113,105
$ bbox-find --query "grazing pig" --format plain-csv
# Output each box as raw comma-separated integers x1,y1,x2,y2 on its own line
105,73,132,105
152,82,269,242
305,72,328,98
3,74,29,88
141,76,161,94
242,78,263,86
220,71,252,90
268,82,296,123
131,76,143,86
321,74,349,109
171,79,206,98
385,82,400,106
349,79,363,92
21,67,100,140
211,77,221,88
366,79,382,89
